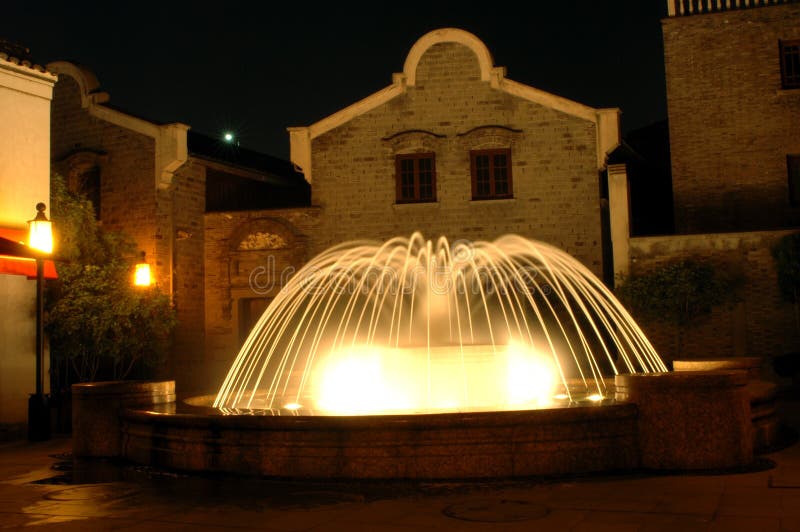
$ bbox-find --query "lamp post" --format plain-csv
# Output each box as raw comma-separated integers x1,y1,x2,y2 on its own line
27,202,52,441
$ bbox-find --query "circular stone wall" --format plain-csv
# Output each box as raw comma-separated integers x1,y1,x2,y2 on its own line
121,400,639,480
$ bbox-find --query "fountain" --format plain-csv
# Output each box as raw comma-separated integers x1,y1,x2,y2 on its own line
215,233,665,415
75,234,756,479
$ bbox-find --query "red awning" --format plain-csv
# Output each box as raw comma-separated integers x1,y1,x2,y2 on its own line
0,228,58,280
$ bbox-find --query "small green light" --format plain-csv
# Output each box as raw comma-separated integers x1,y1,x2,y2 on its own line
223,132,234,142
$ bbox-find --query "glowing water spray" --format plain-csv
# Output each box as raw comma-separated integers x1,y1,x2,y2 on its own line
215,233,665,415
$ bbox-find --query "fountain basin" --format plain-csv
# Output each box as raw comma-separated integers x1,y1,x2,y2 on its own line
121,398,639,479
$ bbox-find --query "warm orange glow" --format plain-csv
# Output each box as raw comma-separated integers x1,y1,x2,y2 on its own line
27,203,53,254
312,344,560,415
505,343,559,407
134,262,152,287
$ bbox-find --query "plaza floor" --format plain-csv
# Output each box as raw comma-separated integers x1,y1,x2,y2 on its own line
1,397,799,531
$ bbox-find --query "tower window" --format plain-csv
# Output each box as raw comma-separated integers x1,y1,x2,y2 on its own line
780,40,800,90
789,155,800,206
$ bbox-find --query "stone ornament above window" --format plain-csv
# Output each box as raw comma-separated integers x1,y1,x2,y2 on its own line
457,125,522,151
382,129,445,154
237,232,288,251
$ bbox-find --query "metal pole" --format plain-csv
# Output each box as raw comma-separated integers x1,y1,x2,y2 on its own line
35,257,44,396
28,257,49,441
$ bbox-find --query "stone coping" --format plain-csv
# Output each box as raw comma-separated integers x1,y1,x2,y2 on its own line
72,380,175,397
673,358,762,371
122,399,639,431
615,370,748,389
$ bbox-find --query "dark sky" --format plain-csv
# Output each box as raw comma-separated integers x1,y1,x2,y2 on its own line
4,1,669,160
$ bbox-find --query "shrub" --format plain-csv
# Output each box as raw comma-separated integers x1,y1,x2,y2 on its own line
45,175,176,387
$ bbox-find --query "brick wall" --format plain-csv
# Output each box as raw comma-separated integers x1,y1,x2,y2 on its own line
663,4,800,233
51,74,161,277
200,207,319,393
168,159,207,379
628,230,799,365
310,42,604,276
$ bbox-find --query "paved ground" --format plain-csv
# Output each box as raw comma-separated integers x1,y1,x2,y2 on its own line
1,398,800,531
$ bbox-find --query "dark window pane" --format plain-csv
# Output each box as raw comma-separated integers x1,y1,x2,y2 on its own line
790,155,800,206
397,154,435,202
472,149,511,199
782,41,800,89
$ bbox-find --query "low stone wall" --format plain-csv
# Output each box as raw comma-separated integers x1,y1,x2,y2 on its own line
615,371,753,470
72,380,175,458
673,358,779,451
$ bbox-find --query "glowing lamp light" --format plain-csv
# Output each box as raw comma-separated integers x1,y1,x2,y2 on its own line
27,202,53,254
134,251,152,287
283,403,302,411
223,132,234,143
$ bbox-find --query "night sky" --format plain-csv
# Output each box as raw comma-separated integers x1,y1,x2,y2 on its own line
4,1,669,160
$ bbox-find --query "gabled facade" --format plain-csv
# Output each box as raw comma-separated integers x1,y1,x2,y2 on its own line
290,28,622,277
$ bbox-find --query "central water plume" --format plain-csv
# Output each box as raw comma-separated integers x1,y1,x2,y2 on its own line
215,233,665,415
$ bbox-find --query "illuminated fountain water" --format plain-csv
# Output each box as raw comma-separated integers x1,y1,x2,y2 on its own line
99,233,753,478
214,233,666,416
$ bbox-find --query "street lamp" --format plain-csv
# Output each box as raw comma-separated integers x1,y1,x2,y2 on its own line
27,202,52,441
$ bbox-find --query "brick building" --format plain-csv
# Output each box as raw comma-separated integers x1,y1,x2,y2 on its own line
47,62,310,391
622,1,800,364
289,28,624,278
663,0,800,233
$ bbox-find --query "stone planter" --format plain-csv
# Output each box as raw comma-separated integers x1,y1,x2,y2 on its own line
615,371,753,470
673,358,778,451
72,380,175,458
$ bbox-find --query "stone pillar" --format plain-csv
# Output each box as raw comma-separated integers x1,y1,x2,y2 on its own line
72,380,175,457
615,371,753,470
607,163,630,279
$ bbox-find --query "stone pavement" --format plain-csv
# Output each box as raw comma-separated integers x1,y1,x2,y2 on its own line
1,398,799,531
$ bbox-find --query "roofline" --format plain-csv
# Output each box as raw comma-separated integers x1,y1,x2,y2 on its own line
288,28,620,183
47,61,190,190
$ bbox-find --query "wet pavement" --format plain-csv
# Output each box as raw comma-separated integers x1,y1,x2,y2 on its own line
1,397,800,531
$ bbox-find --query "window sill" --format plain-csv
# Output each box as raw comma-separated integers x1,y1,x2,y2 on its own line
469,198,516,204
777,88,800,96
392,201,440,211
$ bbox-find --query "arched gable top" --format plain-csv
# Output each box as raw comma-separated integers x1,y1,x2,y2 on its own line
402,28,500,86
46,61,110,108
289,28,621,181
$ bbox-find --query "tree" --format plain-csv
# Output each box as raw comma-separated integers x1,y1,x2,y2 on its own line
615,258,740,357
771,233,800,381
772,232,800,331
45,175,176,387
